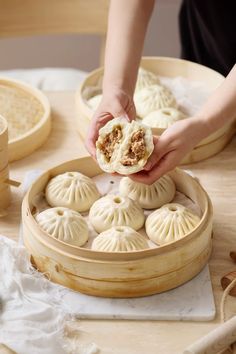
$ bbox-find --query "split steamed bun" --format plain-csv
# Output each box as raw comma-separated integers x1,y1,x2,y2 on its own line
89,194,145,233
91,226,149,252
134,84,177,118
36,207,89,247
96,117,154,174
143,108,186,129
45,172,100,212
119,175,176,209
145,203,201,245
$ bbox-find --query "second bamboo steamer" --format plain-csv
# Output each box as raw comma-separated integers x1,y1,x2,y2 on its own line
75,57,236,164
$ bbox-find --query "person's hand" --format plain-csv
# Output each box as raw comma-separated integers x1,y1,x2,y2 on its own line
130,117,206,185
85,88,136,158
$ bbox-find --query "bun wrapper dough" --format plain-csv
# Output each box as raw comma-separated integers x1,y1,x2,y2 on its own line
135,67,160,92
45,172,100,212
89,194,145,233
134,84,177,118
145,203,200,245
92,226,149,252
143,108,186,129
36,207,89,247
119,175,176,209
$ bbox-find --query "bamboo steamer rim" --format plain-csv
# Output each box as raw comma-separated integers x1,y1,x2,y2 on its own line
0,163,9,178
22,156,212,262
0,77,51,160
78,56,225,115
0,114,8,136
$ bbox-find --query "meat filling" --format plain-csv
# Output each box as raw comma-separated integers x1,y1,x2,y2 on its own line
121,129,146,166
99,126,123,161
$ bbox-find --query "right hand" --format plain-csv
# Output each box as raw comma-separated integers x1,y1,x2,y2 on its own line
85,88,136,158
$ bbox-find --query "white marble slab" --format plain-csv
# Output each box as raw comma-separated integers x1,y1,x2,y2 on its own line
21,171,216,321
55,265,215,321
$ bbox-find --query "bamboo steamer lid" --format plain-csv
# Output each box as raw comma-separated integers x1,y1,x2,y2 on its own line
0,77,51,162
0,115,8,171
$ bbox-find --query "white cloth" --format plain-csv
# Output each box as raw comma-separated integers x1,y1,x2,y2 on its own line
0,68,87,91
0,234,99,354
0,235,68,354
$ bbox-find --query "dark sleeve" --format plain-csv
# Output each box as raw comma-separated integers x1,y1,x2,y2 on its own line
179,0,236,76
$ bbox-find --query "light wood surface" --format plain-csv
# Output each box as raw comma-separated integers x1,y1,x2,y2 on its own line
1,92,236,354
0,0,109,37
0,0,109,66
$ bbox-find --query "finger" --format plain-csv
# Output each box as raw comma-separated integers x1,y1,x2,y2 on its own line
85,138,96,158
85,125,99,158
126,103,136,121
143,136,167,171
85,120,97,157
143,137,159,171
130,152,174,185
147,154,174,182
85,112,113,157
110,172,125,177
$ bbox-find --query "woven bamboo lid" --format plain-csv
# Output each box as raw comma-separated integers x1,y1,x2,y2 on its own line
0,77,51,162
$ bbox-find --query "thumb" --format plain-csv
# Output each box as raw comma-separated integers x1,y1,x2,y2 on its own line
126,103,136,121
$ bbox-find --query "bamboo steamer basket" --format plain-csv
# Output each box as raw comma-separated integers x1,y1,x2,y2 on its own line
0,115,8,171
0,116,11,210
22,156,213,298
0,115,10,210
0,164,11,210
0,77,51,162
75,57,236,164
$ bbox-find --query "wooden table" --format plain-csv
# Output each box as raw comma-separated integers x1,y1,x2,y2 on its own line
1,91,236,354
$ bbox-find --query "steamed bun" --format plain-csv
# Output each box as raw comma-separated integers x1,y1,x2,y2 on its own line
145,203,200,245
135,68,160,92
134,84,177,118
89,194,145,233
92,226,149,252
36,207,89,247
45,172,100,212
119,175,176,209
143,108,186,129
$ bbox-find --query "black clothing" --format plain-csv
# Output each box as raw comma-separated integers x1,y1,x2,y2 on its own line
179,0,236,76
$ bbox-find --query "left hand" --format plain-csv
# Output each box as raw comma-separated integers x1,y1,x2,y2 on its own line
130,118,205,185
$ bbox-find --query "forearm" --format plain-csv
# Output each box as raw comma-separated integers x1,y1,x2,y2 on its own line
103,0,155,96
195,64,236,138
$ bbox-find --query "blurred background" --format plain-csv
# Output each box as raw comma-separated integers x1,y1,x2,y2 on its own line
0,0,181,72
